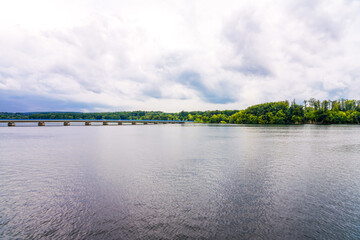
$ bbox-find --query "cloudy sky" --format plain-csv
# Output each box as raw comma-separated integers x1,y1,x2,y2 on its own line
1,0,360,112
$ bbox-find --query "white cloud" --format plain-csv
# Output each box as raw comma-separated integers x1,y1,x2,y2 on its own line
0,0,360,112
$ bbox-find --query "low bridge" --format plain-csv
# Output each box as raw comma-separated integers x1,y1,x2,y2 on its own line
0,119,188,127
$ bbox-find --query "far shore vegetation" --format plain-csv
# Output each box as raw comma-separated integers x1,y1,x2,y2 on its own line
1,98,360,124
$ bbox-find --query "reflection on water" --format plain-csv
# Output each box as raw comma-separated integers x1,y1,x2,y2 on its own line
1,124,360,239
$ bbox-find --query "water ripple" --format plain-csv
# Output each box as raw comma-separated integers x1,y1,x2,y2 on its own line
1,125,360,239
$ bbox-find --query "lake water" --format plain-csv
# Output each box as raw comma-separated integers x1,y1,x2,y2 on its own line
0,124,360,239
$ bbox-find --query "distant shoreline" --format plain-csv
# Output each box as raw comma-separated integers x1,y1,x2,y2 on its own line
1,98,360,125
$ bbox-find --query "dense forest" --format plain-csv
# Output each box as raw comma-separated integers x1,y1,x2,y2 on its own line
1,98,360,124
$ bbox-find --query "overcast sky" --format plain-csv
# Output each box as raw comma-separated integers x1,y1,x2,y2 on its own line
1,0,360,112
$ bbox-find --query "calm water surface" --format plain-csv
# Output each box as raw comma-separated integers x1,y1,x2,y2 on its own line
0,124,360,239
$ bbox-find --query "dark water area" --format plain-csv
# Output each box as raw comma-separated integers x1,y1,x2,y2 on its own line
0,124,360,239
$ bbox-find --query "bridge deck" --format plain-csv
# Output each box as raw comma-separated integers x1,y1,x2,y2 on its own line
0,119,186,122
0,119,189,126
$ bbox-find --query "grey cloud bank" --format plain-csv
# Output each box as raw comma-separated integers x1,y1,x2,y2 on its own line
0,0,360,112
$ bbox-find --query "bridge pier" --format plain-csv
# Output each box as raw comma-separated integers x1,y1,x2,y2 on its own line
8,122,15,127
38,122,45,126
103,122,108,125
85,122,91,126
118,122,122,125
64,122,70,126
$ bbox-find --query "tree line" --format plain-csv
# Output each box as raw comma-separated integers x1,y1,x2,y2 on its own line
1,98,360,124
